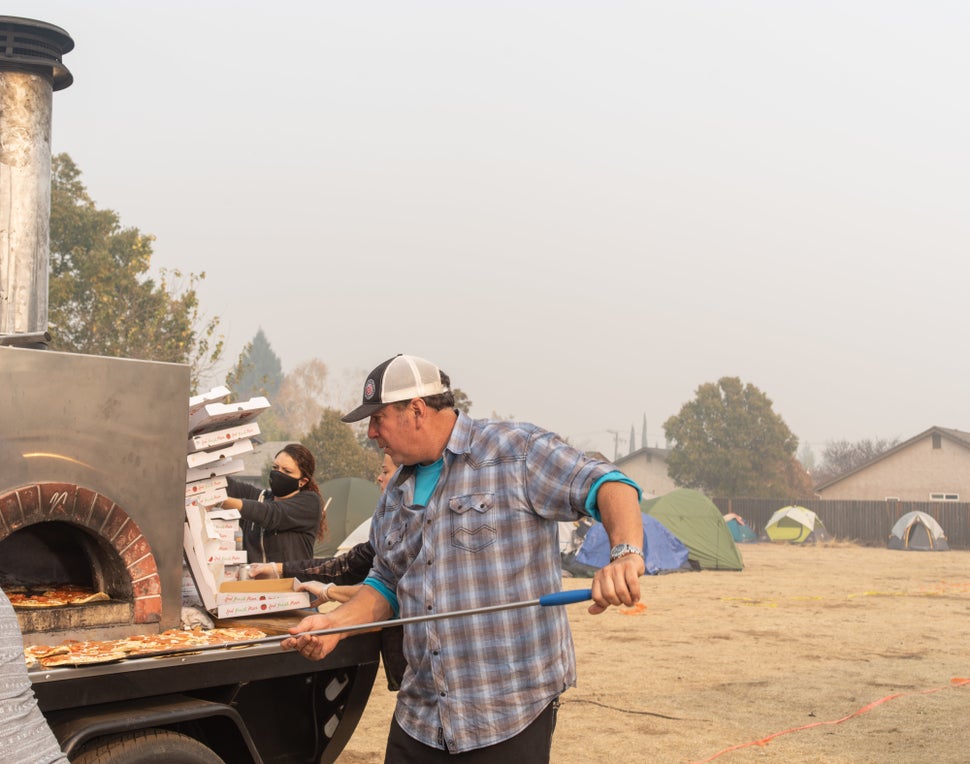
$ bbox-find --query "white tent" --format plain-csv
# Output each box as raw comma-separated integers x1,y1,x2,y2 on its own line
337,517,372,554
888,511,948,551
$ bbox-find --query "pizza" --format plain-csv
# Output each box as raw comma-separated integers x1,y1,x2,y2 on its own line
23,643,70,668
8,592,69,608
25,626,268,668
38,641,129,667
9,585,111,609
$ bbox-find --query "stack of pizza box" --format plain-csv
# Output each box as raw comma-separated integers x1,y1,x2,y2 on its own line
182,387,310,618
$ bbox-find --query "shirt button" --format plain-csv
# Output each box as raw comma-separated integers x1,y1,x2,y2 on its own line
427,605,433,611
432,650,439,656
440,691,446,697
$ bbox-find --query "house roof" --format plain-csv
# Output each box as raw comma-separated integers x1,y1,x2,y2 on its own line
615,446,670,466
814,426,970,491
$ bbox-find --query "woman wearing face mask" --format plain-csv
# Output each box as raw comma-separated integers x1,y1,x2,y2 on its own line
222,443,325,563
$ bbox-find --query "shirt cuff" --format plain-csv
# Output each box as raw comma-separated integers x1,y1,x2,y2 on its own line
585,471,642,522
363,576,399,618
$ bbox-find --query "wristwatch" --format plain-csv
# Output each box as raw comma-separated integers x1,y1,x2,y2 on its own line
610,543,644,562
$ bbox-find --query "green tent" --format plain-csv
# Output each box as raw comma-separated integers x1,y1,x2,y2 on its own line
313,477,380,557
642,488,744,571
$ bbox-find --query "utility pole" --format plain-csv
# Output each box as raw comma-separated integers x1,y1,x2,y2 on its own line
606,430,621,461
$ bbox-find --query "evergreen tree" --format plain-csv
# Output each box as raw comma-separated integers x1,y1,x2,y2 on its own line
303,409,382,483
226,328,283,401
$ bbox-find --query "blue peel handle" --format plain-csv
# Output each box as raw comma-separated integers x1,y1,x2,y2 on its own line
538,589,593,607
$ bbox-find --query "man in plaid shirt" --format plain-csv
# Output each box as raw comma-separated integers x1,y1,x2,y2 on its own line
286,355,645,763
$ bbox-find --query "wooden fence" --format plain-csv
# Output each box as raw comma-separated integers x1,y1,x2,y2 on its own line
712,497,970,550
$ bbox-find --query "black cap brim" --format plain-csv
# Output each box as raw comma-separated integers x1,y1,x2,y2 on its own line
341,402,386,423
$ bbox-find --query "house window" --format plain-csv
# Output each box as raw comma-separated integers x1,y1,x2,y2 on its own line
885,496,900,502
932,433,942,449
929,492,959,501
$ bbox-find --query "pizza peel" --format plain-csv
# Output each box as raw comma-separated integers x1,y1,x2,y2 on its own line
116,588,594,662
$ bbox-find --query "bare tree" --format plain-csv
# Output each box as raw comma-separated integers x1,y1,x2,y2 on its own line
813,438,901,485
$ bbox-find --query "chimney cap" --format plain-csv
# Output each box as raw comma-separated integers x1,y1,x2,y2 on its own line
0,16,74,90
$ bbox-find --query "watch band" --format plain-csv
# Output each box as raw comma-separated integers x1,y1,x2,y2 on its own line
609,543,644,561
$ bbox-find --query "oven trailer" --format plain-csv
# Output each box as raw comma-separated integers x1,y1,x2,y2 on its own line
1,346,381,764
0,16,380,762
29,631,380,764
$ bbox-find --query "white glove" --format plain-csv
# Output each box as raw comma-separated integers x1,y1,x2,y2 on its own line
246,563,281,579
296,580,335,603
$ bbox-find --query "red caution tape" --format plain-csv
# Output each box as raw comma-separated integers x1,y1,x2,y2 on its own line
691,678,970,763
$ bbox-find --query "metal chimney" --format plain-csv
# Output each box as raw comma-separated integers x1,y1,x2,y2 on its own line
0,16,73,348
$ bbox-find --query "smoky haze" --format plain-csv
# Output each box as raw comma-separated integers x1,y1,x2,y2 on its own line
14,0,970,458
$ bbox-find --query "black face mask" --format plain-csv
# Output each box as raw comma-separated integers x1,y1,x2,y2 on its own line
269,469,301,497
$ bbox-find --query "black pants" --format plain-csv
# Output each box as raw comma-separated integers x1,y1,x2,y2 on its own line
384,699,560,763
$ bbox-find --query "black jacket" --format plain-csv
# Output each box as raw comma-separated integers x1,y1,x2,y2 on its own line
226,477,322,564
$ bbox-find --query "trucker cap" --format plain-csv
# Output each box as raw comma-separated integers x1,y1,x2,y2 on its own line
341,354,449,422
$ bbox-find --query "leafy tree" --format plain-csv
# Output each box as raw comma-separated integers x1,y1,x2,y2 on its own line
663,376,811,498
813,438,900,485
48,154,222,391
303,409,382,483
226,328,283,401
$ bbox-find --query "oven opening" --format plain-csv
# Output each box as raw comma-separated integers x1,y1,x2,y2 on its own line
0,521,135,636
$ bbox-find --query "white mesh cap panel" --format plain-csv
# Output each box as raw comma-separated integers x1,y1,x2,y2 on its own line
381,355,448,402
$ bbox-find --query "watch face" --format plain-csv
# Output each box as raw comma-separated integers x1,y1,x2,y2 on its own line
610,544,643,560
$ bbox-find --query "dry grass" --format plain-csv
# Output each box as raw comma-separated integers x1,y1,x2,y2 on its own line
337,543,970,763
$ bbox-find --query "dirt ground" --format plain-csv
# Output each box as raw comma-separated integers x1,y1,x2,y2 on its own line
335,542,970,763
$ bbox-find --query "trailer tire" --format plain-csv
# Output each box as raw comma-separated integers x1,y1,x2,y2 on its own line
71,729,225,764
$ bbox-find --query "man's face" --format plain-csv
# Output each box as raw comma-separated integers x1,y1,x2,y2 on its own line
367,403,415,465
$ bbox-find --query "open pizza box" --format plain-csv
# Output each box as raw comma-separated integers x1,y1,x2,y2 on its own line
182,505,310,617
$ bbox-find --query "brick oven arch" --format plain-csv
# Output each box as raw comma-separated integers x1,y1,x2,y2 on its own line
0,482,162,623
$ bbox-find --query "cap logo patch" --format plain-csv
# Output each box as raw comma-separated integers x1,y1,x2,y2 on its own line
363,378,377,401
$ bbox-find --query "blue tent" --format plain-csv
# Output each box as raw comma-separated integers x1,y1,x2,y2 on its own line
573,513,691,575
724,513,758,543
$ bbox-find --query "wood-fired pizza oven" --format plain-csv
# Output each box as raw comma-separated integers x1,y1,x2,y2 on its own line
0,347,189,644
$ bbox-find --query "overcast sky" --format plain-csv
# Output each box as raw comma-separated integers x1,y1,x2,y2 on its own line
12,1,970,459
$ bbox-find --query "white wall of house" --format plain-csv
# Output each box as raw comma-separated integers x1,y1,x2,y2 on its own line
614,448,677,498
817,433,970,501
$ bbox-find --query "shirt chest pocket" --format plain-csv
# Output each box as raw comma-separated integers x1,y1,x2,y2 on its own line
448,493,497,552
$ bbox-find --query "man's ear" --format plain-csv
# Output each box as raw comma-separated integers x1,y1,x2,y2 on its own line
409,398,427,423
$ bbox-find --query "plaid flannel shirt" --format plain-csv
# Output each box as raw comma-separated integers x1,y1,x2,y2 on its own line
368,412,620,753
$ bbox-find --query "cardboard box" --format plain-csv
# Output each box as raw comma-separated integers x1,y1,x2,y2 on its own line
215,590,305,605
186,475,228,497
185,488,227,508
183,523,218,611
188,421,261,453
219,578,299,593
216,592,310,619
185,457,245,483
188,386,231,429
186,437,254,469
189,396,271,436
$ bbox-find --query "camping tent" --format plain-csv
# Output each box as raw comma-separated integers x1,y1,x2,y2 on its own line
313,477,380,557
642,489,744,571
765,506,829,544
570,513,690,575
888,511,949,551
337,516,373,554
723,513,758,543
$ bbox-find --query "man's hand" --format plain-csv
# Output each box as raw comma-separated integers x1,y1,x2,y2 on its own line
589,553,644,615
282,613,341,661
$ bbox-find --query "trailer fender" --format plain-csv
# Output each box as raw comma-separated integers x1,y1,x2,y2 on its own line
45,693,262,763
